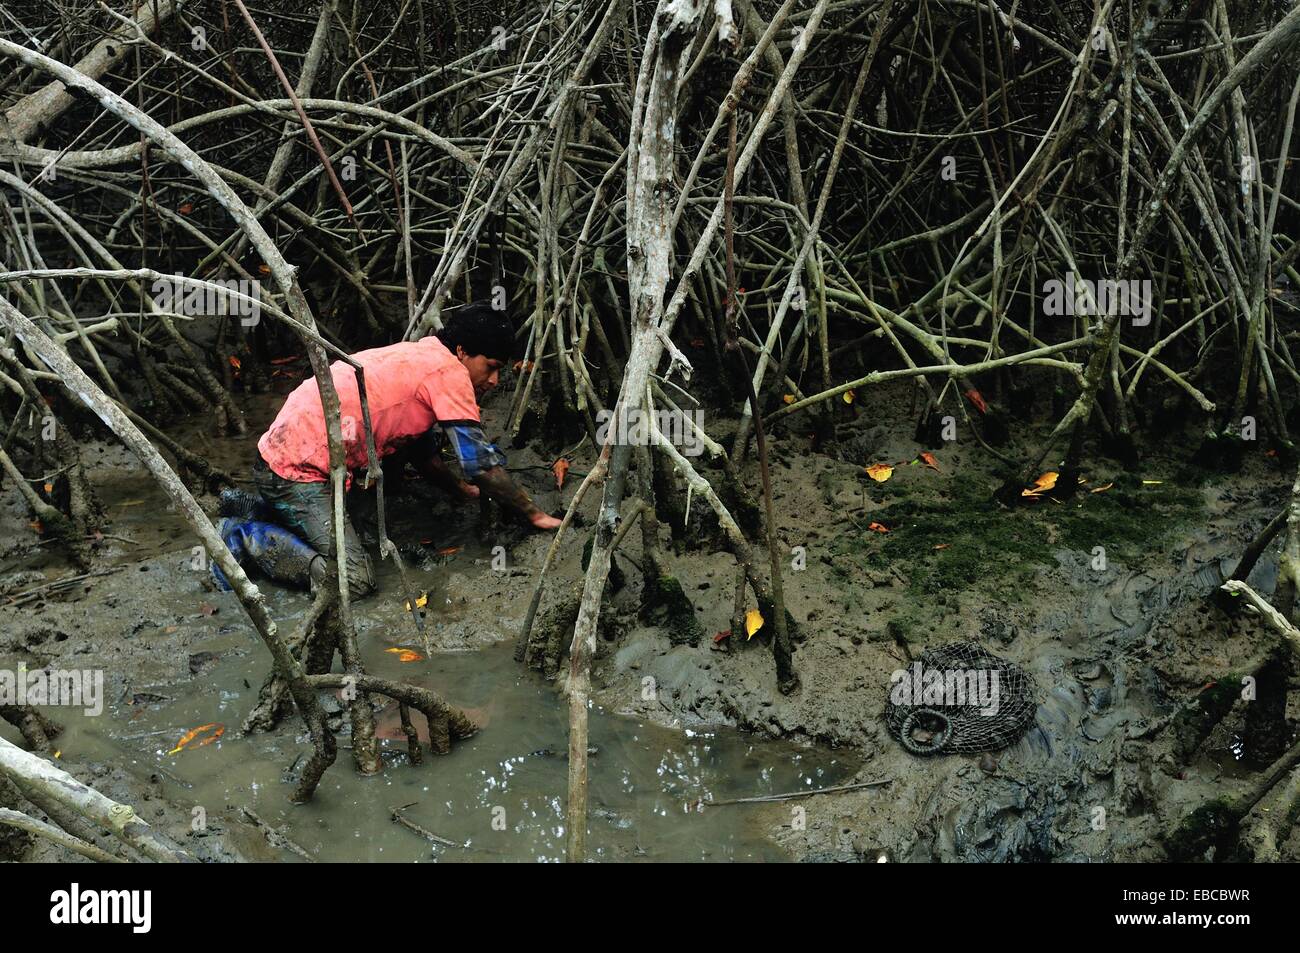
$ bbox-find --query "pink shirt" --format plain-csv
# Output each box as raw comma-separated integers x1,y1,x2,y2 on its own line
258,337,479,483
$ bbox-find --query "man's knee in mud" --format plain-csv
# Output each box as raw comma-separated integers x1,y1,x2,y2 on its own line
311,551,376,600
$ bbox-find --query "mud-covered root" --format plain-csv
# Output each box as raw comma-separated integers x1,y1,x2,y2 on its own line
718,465,763,539
1168,646,1291,766
1193,429,1250,472
426,710,452,756
0,706,62,753
291,731,338,805
0,445,91,569
303,674,476,757
1239,765,1300,862
523,585,624,677
751,588,803,646
1164,798,1240,861
1168,722,1300,860
1170,675,1251,764
641,573,703,647
581,535,625,593
398,704,423,764
243,587,338,735
524,590,580,677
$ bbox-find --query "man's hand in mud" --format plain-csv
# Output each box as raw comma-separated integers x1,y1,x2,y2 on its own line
474,465,558,530
529,511,563,531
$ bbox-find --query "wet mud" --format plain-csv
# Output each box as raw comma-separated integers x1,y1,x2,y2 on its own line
2,380,1294,862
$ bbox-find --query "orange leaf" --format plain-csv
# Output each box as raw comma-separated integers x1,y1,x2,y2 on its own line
919,451,940,471
868,522,890,533
228,355,241,371
865,463,894,482
258,264,272,275
177,201,193,215
169,723,224,755
436,546,461,557
43,481,54,494
1021,471,1059,497
552,458,570,491
1089,482,1113,494
933,543,950,550
965,389,989,414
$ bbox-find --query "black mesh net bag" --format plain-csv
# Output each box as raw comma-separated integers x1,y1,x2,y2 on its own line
885,641,1038,756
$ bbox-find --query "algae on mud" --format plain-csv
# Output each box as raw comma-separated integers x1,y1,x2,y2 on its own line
836,467,1207,600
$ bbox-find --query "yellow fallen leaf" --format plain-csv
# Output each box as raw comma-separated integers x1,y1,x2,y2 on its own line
782,394,795,404
1142,480,1163,485
865,463,894,482
385,647,424,663
1021,471,1059,497
843,389,856,404
744,609,764,640
404,591,429,611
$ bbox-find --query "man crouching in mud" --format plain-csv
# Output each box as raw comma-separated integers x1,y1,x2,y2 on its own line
249,301,562,598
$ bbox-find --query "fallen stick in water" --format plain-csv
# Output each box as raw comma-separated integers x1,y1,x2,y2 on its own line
391,803,461,848
1,567,123,605
701,777,893,807
240,807,314,862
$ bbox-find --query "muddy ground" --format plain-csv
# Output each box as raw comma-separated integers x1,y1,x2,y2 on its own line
2,370,1296,862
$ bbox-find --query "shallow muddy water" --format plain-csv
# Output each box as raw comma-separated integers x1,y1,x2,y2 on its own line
0,385,859,862
25,472,857,862
55,638,855,861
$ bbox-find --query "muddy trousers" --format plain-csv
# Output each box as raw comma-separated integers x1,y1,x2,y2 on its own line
252,453,376,599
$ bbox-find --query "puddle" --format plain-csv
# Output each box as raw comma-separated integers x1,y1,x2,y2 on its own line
53,639,855,862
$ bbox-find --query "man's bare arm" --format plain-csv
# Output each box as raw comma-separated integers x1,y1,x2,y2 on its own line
417,454,478,500
474,466,561,529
